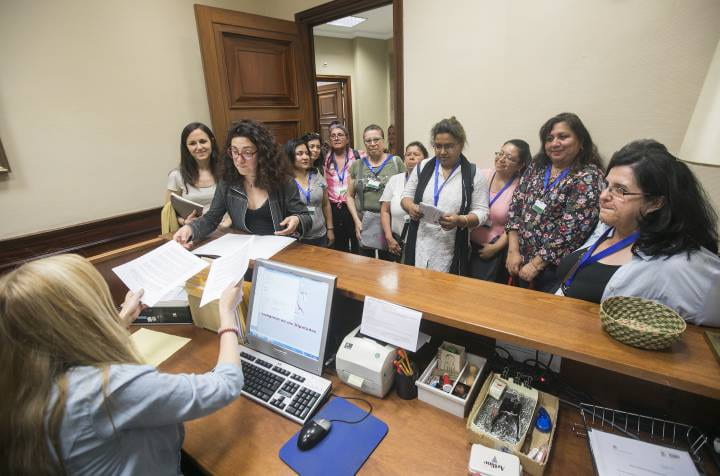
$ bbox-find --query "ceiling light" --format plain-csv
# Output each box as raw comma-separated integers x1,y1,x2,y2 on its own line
326,16,367,28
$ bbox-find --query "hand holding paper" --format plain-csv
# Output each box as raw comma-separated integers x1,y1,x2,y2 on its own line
418,202,445,225
200,238,252,307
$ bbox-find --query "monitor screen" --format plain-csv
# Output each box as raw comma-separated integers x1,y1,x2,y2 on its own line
246,259,336,375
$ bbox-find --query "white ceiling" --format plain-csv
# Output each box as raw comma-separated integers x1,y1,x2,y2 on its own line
313,5,393,40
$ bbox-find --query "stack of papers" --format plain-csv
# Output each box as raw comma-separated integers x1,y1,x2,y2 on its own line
192,234,294,260
360,296,430,351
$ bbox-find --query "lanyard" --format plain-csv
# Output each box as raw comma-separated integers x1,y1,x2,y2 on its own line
363,154,392,177
543,165,570,193
331,150,349,183
564,227,639,289
294,171,313,205
488,172,516,208
433,159,460,207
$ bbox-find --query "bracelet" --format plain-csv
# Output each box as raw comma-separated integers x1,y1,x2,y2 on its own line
327,227,334,230
217,327,240,337
463,215,469,228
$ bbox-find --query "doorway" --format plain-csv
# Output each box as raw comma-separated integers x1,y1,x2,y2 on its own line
316,75,353,146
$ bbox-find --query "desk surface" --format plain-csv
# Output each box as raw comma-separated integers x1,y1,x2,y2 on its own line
150,325,592,475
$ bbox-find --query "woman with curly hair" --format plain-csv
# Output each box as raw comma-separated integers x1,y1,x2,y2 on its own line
174,120,312,247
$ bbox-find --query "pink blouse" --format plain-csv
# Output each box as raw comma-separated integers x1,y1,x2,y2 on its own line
323,148,364,204
470,168,518,245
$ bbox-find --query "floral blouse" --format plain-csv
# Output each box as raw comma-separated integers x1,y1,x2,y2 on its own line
506,161,604,266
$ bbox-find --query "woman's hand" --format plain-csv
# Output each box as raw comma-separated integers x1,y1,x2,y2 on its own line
518,262,542,282
506,249,523,276
439,214,464,230
275,215,300,236
219,282,244,328
326,228,335,246
478,241,500,260
119,289,145,328
354,220,363,241
407,203,423,221
173,225,194,249
183,209,199,225
387,235,401,255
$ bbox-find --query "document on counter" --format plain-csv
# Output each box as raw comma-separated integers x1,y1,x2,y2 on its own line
113,240,209,307
360,296,429,351
192,233,295,260
131,328,191,367
588,429,699,476
199,237,253,307
418,202,445,225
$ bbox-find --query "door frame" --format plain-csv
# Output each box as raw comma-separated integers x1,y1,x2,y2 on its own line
296,0,404,151
316,74,354,144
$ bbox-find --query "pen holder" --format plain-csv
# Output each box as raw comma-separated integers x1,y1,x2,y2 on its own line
395,363,418,400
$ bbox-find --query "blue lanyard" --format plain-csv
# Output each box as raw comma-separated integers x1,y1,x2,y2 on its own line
543,166,570,193
331,150,349,183
294,171,313,205
564,227,639,288
488,172,516,208
363,154,392,177
433,159,460,206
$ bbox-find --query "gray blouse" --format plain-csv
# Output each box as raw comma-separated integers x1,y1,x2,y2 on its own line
49,363,243,475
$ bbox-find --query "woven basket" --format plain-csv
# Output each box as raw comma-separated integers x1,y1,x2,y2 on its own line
600,296,686,350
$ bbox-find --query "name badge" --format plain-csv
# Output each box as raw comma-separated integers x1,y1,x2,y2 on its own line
337,186,347,196
531,199,547,214
307,206,316,213
366,178,381,190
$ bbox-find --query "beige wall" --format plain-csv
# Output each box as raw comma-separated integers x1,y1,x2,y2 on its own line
0,0,323,240
314,36,391,149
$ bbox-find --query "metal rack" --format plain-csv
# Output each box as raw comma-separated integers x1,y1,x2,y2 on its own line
573,403,708,464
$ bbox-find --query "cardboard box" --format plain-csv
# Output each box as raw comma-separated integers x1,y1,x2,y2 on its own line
416,352,487,418
184,263,249,335
466,373,559,476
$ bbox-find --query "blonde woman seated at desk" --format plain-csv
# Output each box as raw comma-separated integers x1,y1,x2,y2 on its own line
0,254,245,475
556,140,720,327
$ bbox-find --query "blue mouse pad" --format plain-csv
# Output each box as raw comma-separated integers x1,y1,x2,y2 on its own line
279,396,388,476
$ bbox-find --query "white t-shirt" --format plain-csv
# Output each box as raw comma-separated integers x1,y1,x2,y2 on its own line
167,169,216,212
379,172,409,237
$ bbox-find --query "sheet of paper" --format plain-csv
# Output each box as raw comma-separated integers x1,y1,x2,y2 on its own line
588,429,699,476
130,328,191,367
200,237,253,307
113,240,209,306
360,296,424,351
419,202,445,225
248,235,296,260
158,285,188,303
192,233,256,258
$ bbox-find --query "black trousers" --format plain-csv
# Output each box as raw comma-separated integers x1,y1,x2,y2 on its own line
330,202,359,254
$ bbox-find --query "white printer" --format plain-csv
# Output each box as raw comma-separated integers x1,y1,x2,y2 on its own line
336,326,396,398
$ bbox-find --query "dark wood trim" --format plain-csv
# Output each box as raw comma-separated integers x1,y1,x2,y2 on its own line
0,207,161,273
0,137,10,174
316,74,355,145
295,0,403,151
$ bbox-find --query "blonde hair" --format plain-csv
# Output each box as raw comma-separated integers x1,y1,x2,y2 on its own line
0,254,141,475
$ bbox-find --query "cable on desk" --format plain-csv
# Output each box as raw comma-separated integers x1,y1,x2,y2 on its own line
328,394,373,425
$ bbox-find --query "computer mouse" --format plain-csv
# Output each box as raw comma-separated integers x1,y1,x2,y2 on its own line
297,418,332,451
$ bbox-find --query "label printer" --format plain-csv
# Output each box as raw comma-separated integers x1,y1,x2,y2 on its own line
336,326,396,398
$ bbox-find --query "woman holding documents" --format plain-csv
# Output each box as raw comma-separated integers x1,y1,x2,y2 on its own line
401,117,489,274
505,113,604,292
0,254,245,474
555,140,720,326
286,138,334,246
173,120,312,247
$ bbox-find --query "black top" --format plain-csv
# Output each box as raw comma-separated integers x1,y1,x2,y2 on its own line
245,200,275,235
556,248,621,304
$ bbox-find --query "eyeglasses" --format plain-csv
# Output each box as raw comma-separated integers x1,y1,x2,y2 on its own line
228,147,257,160
364,137,383,144
494,151,520,164
433,143,458,152
602,182,650,200
330,133,346,139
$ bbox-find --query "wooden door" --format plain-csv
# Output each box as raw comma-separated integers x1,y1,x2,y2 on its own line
317,82,347,145
194,5,315,148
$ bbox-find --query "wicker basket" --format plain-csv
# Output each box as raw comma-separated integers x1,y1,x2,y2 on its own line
600,296,686,350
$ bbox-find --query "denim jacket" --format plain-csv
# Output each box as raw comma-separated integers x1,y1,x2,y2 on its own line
189,179,311,242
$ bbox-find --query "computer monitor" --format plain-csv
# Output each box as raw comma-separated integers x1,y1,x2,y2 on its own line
245,258,336,376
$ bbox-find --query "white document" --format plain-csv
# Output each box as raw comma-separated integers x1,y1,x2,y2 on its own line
199,237,253,307
419,202,445,225
588,429,699,476
113,240,209,307
248,235,295,260
192,233,295,260
360,296,428,351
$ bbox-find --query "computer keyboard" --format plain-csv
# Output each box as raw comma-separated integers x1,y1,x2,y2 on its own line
239,346,332,425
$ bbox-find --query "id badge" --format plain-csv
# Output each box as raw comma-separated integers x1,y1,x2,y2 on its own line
531,199,547,214
337,186,347,196
307,206,316,213
366,178,381,190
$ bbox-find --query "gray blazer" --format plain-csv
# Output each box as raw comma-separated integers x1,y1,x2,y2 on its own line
189,179,312,242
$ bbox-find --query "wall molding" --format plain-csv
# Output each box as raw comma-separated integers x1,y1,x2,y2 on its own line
0,207,161,273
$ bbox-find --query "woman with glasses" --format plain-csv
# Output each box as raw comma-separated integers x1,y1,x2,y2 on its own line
166,122,229,227
346,124,405,259
556,140,719,326
173,120,311,247
323,123,364,253
401,117,489,274
380,141,429,260
505,112,605,292
285,138,334,247
302,132,324,172
470,140,532,282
